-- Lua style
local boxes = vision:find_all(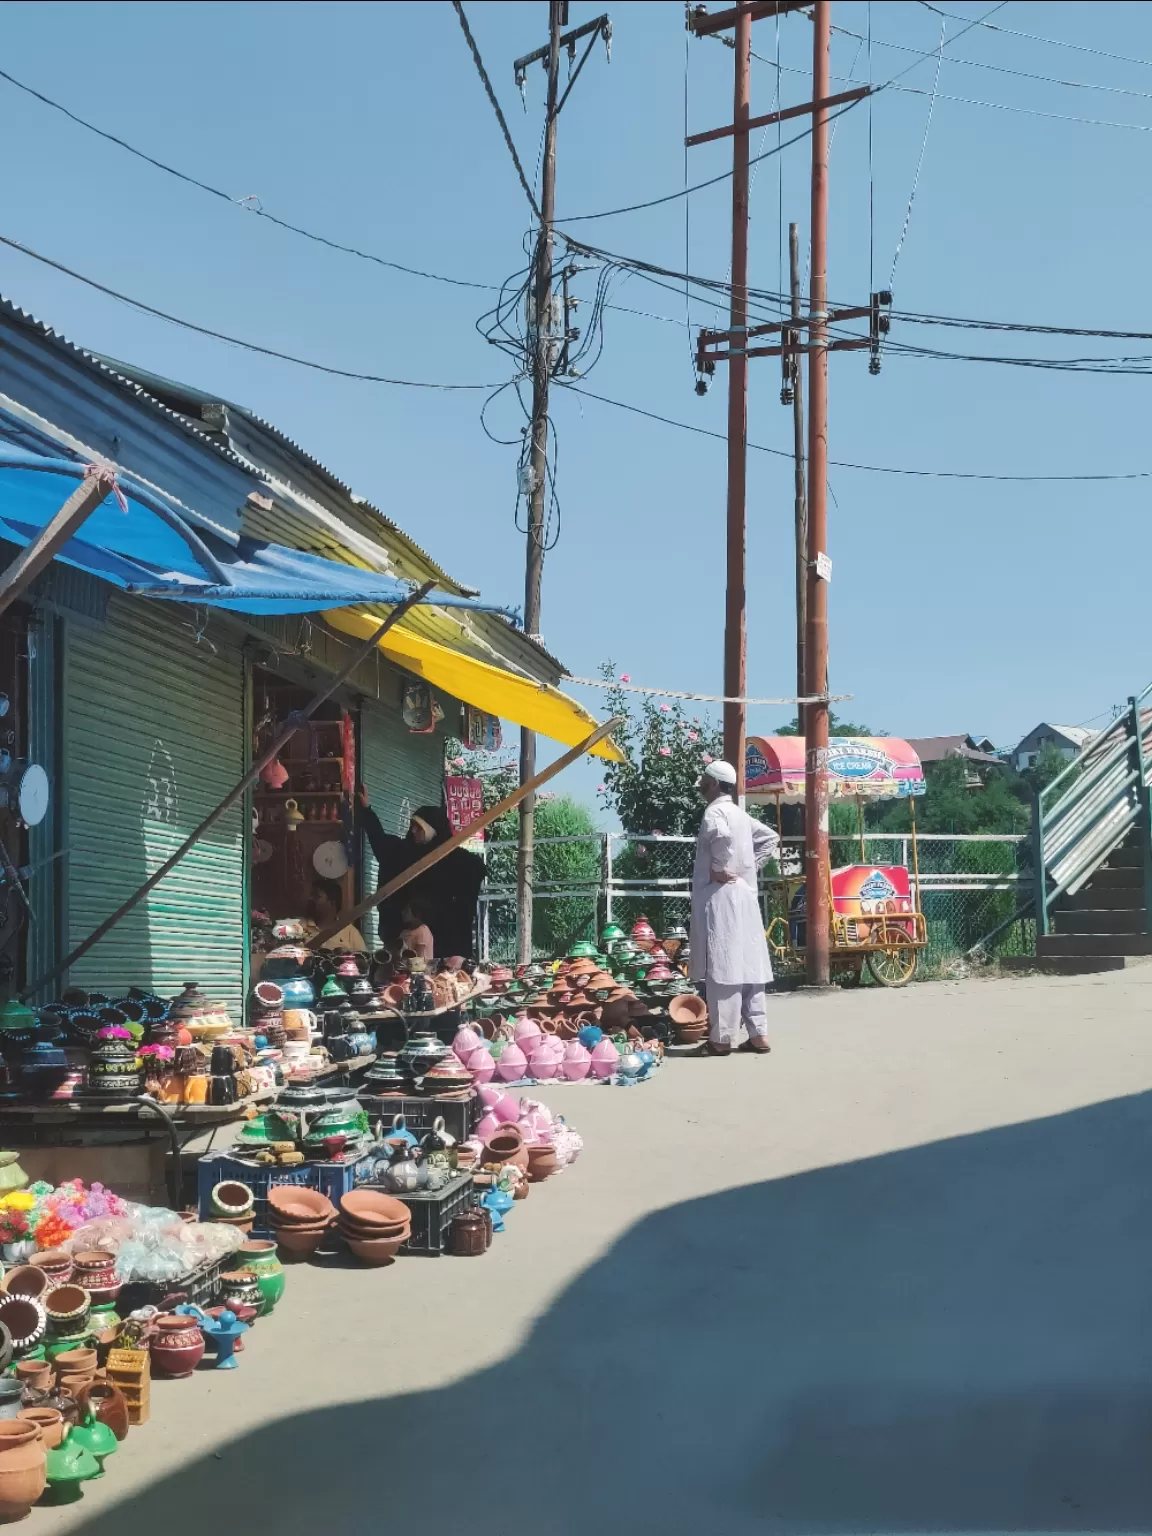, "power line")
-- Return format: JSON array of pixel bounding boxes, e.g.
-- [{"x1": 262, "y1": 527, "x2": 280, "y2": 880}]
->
[
  {"x1": 918, "y1": 2, "x2": 1152, "y2": 72},
  {"x1": 889, "y1": 9, "x2": 947, "y2": 285},
  {"x1": 558, "y1": 380, "x2": 1152, "y2": 482},
  {"x1": 451, "y1": 1, "x2": 542, "y2": 221},
  {"x1": 0, "y1": 65, "x2": 498, "y2": 294},
  {"x1": 0, "y1": 233, "x2": 503, "y2": 389}
]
